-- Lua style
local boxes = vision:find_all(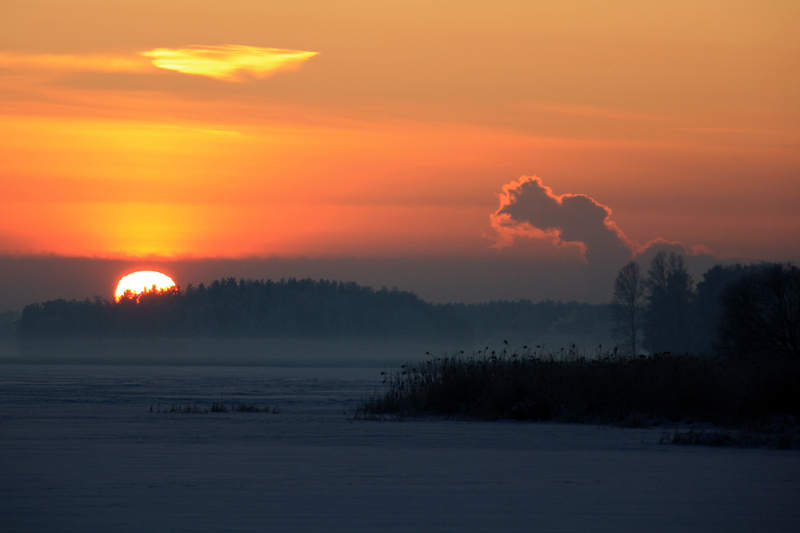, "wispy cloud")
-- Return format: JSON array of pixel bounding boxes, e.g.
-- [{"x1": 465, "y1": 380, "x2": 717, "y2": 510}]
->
[
  {"x1": 0, "y1": 51, "x2": 152, "y2": 74},
  {"x1": 141, "y1": 45, "x2": 319, "y2": 82},
  {"x1": 0, "y1": 45, "x2": 319, "y2": 82}
]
